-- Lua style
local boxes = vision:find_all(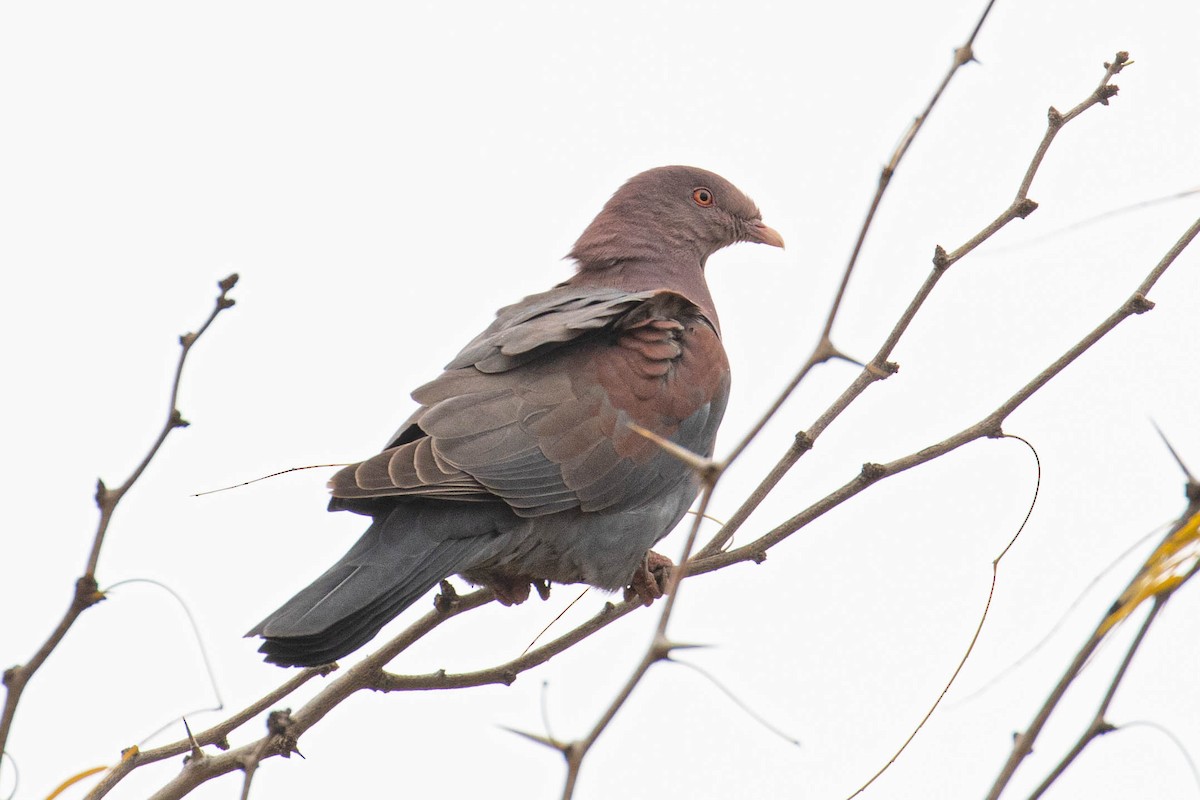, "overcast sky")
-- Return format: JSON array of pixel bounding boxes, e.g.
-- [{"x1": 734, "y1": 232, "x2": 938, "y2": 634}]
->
[{"x1": 2, "y1": 2, "x2": 1198, "y2": 799}]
